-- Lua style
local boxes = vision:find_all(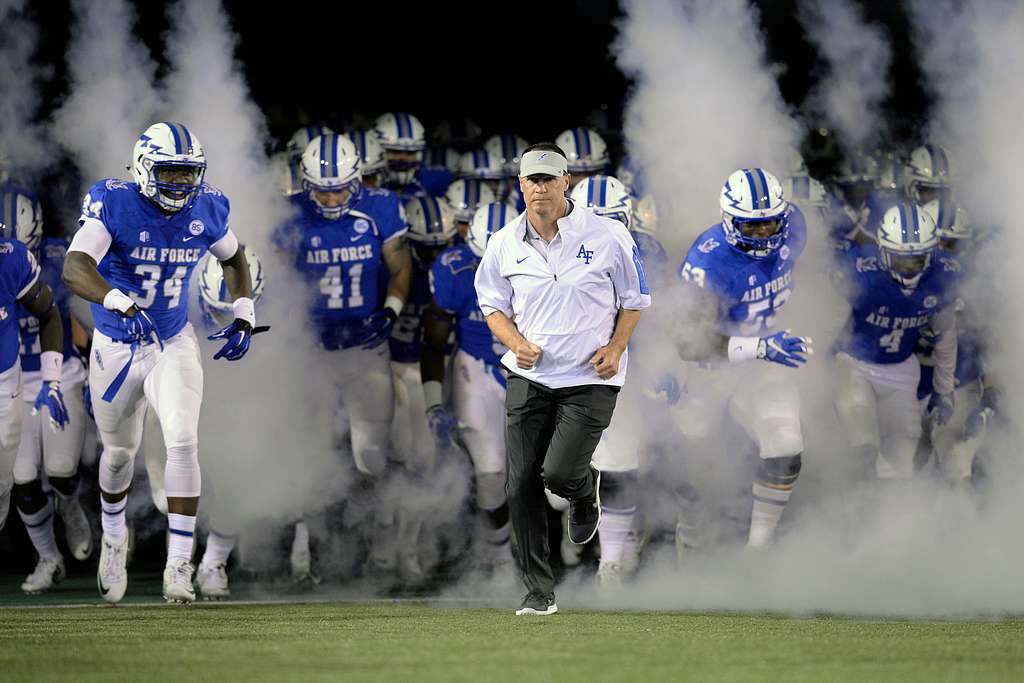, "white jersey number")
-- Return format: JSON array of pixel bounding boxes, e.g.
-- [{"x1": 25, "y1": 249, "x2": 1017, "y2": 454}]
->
[
  {"x1": 320, "y1": 264, "x2": 365, "y2": 309},
  {"x1": 132, "y1": 265, "x2": 187, "y2": 309}
]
